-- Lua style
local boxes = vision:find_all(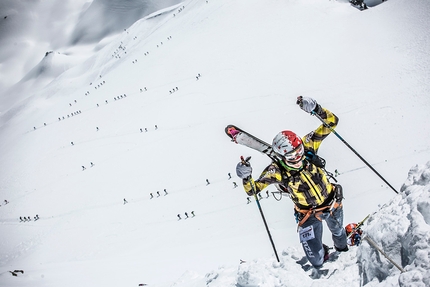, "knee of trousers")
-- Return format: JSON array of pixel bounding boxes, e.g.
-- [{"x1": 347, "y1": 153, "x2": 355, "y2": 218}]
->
[
  {"x1": 301, "y1": 240, "x2": 324, "y2": 267},
  {"x1": 331, "y1": 228, "x2": 345, "y2": 237}
]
